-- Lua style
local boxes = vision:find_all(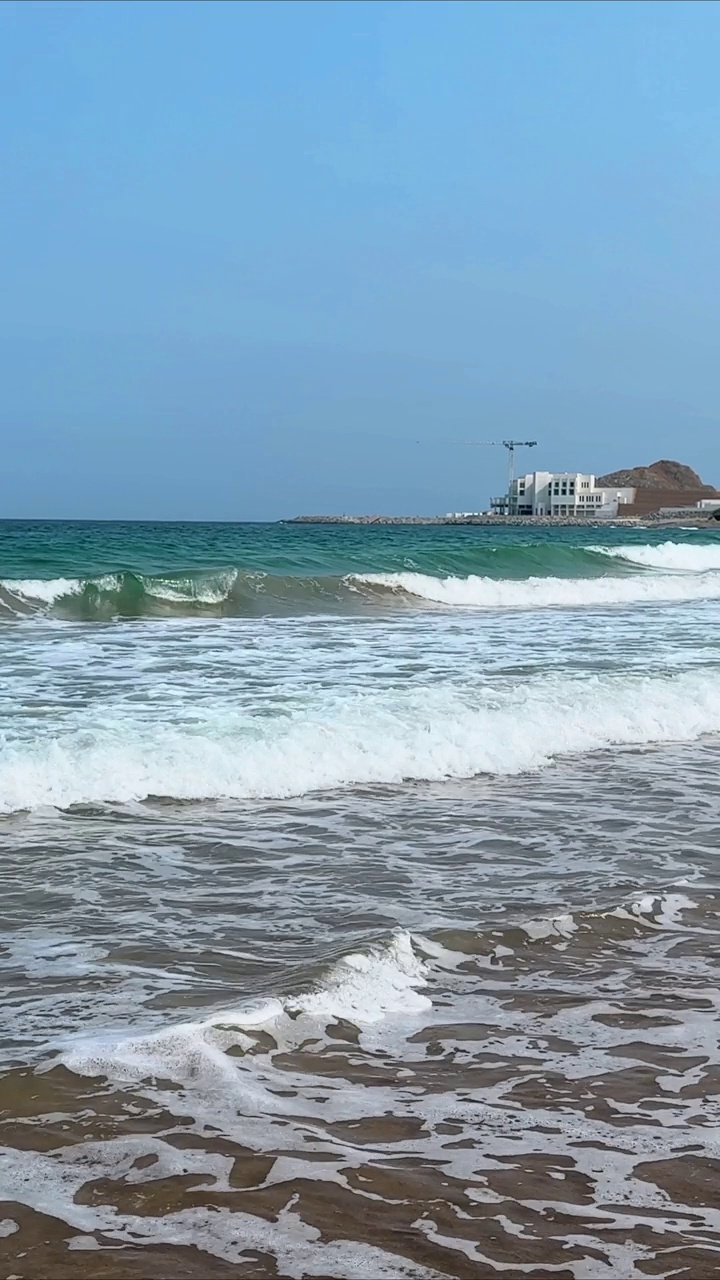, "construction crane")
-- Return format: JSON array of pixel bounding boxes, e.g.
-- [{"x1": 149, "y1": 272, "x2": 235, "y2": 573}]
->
[{"x1": 461, "y1": 440, "x2": 537, "y2": 515}]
